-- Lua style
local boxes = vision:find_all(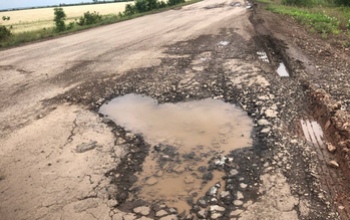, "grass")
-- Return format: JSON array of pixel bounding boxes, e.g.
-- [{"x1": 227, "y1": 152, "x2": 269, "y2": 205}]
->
[
  {"x1": 0, "y1": 2, "x2": 130, "y2": 33},
  {"x1": 257, "y1": 0, "x2": 350, "y2": 42},
  {"x1": 0, "y1": 0, "x2": 202, "y2": 48}
]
